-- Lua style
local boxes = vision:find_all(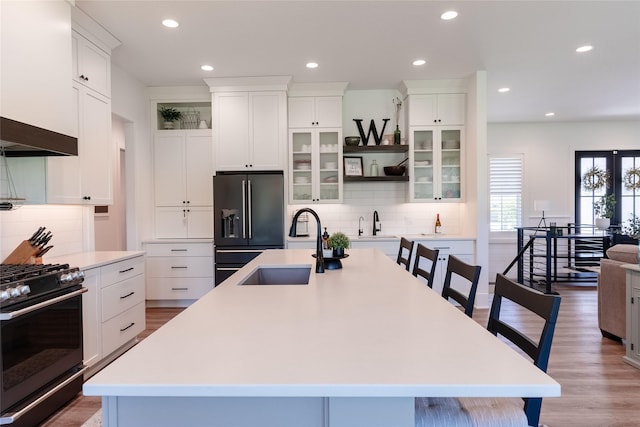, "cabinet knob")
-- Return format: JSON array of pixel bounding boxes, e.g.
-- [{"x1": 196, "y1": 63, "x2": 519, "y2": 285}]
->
[{"x1": 83, "y1": 196, "x2": 91, "y2": 200}]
